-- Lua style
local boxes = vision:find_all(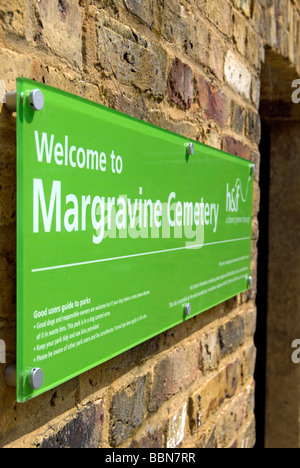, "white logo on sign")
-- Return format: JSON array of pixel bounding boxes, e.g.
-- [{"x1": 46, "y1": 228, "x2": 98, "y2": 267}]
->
[{"x1": 226, "y1": 177, "x2": 251, "y2": 213}]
